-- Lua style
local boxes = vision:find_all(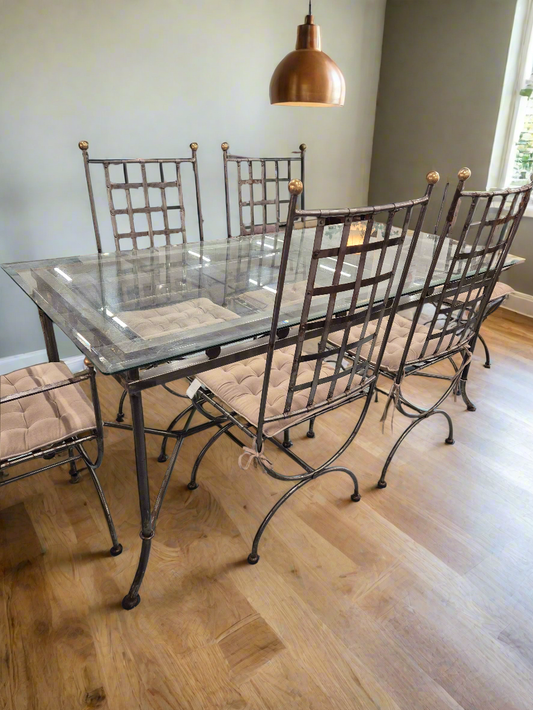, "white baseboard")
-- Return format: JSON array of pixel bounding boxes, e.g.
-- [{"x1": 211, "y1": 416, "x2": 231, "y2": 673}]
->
[
  {"x1": 502, "y1": 290, "x2": 533, "y2": 318},
  {"x1": 0, "y1": 349, "x2": 85, "y2": 376}
]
